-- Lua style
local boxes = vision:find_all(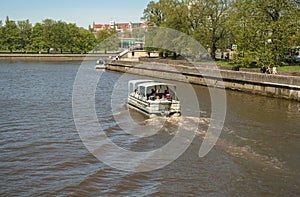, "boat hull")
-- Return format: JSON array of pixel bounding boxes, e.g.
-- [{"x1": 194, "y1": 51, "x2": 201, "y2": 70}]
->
[
  {"x1": 95, "y1": 64, "x2": 106, "y2": 69},
  {"x1": 127, "y1": 96, "x2": 180, "y2": 118}
]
